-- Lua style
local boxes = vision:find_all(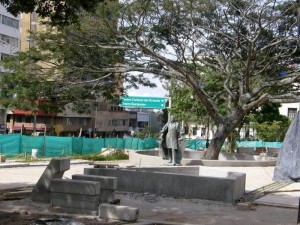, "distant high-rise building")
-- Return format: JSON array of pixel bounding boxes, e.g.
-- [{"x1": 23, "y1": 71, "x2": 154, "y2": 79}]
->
[{"x1": 0, "y1": 4, "x2": 20, "y2": 69}]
